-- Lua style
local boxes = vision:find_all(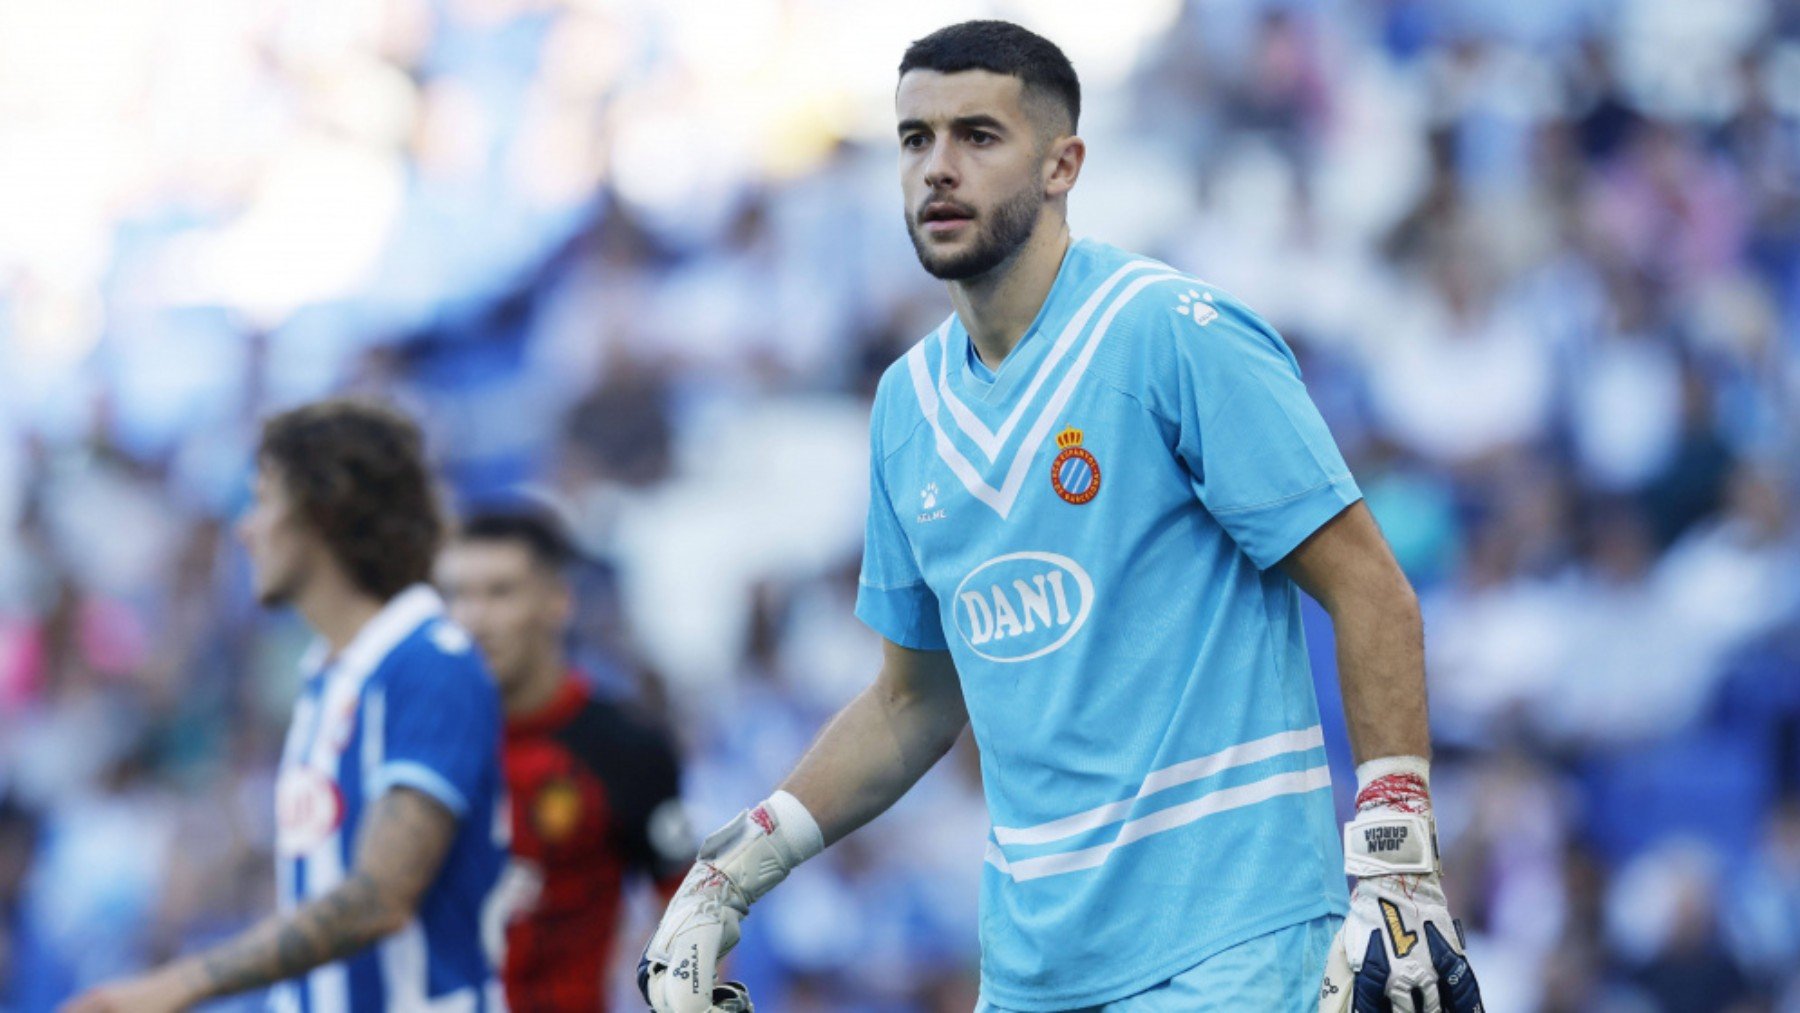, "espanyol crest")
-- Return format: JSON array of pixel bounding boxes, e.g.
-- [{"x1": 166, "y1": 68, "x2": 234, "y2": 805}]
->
[
  {"x1": 1050, "y1": 427, "x2": 1100, "y2": 505},
  {"x1": 953, "y1": 552, "x2": 1094, "y2": 663}
]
